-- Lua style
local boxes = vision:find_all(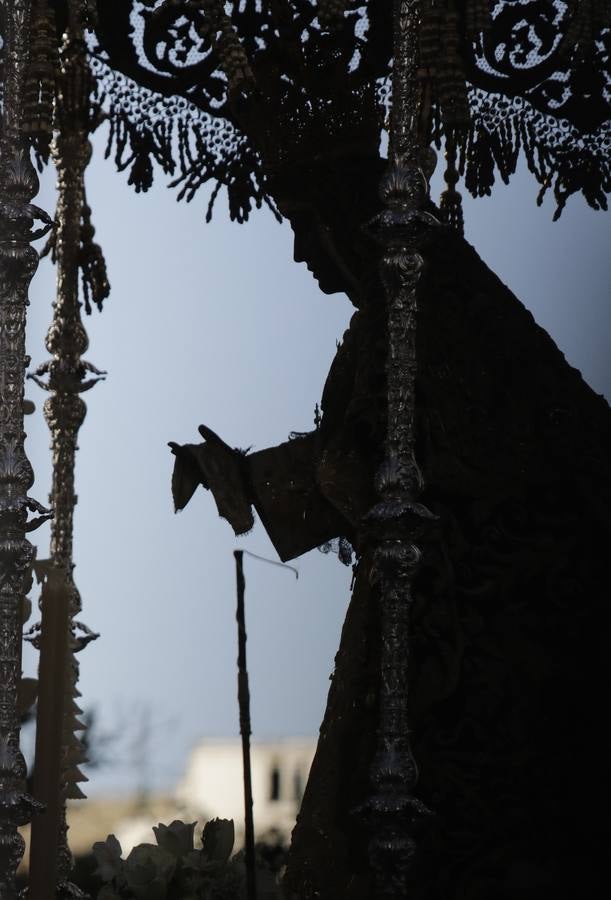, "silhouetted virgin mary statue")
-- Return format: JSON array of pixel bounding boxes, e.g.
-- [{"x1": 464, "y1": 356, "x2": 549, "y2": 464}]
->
[
  {"x1": 88, "y1": 2, "x2": 610, "y2": 896},
  {"x1": 171, "y1": 154, "x2": 611, "y2": 898}
]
